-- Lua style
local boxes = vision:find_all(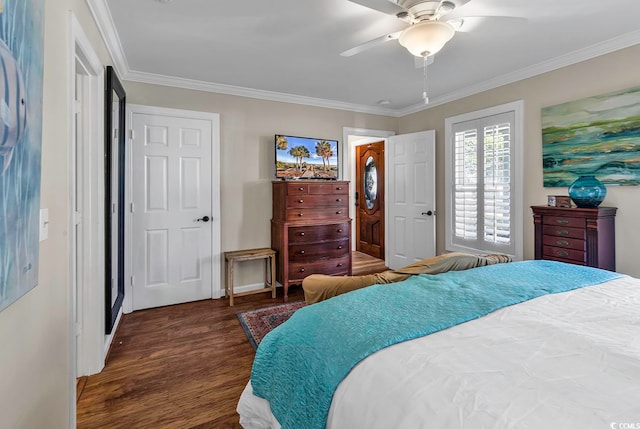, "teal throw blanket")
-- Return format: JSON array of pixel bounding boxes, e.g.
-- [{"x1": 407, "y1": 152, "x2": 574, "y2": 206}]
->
[{"x1": 251, "y1": 260, "x2": 623, "y2": 429}]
